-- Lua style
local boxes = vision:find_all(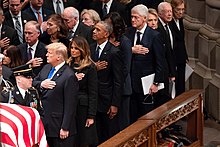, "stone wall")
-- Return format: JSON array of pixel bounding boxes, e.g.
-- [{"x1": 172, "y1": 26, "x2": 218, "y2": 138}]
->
[{"x1": 184, "y1": 0, "x2": 220, "y2": 120}]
